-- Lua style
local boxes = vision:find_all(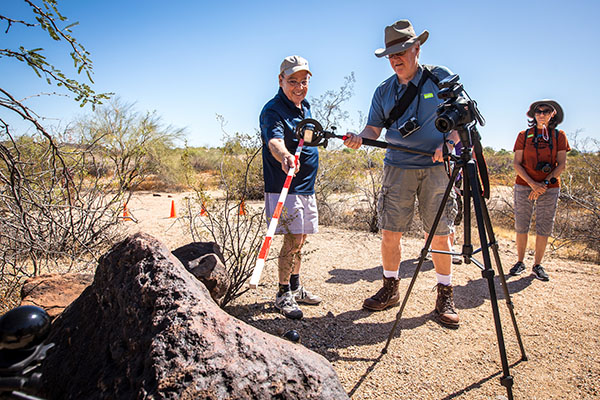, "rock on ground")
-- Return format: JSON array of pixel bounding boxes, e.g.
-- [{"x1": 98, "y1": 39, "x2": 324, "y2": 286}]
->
[
  {"x1": 39, "y1": 232, "x2": 348, "y2": 400},
  {"x1": 20, "y1": 273, "x2": 94, "y2": 319}
]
